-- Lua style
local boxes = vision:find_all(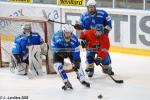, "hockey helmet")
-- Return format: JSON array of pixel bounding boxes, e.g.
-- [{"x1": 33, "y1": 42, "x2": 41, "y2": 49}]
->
[
  {"x1": 21, "y1": 23, "x2": 31, "y2": 30},
  {"x1": 62, "y1": 24, "x2": 73, "y2": 42},
  {"x1": 62, "y1": 24, "x2": 73, "y2": 33},
  {"x1": 87, "y1": 0, "x2": 96, "y2": 16},
  {"x1": 87, "y1": 0, "x2": 96, "y2": 6}
]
